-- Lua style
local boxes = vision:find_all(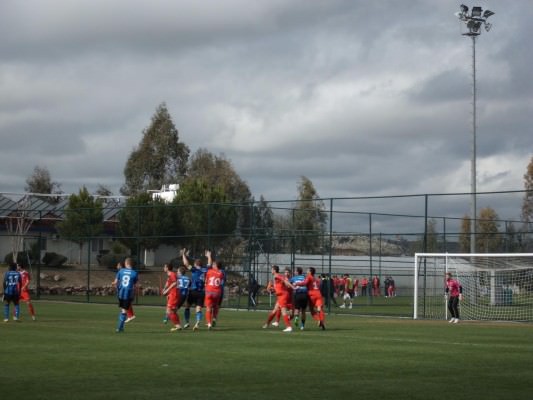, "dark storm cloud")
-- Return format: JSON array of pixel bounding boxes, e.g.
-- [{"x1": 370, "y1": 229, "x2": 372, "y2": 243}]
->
[{"x1": 0, "y1": 0, "x2": 531, "y2": 224}]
